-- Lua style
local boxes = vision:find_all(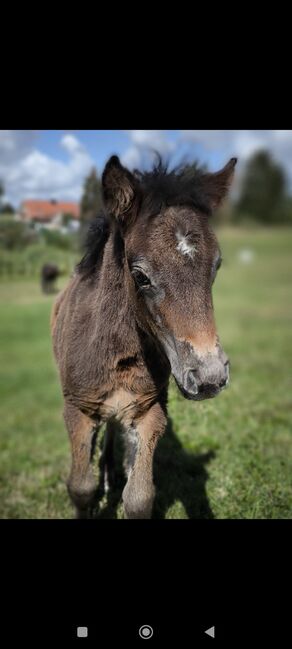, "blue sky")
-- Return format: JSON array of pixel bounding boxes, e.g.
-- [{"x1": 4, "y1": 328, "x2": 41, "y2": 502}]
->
[
  {"x1": 36, "y1": 130, "x2": 225, "y2": 172},
  {"x1": 1, "y1": 130, "x2": 292, "y2": 206},
  {"x1": 37, "y1": 131, "x2": 131, "y2": 169}
]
